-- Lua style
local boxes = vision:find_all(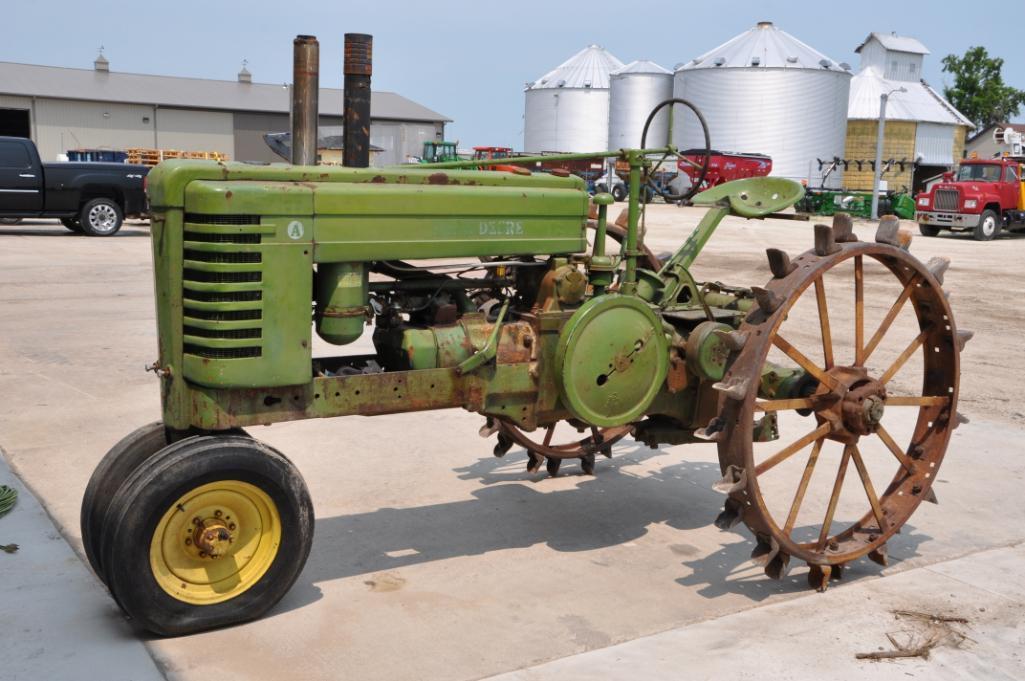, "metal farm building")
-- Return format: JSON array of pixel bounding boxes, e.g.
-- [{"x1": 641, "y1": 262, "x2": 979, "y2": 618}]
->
[
  {"x1": 673, "y1": 21, "x2": 852, "y2": 187},
  {"x1": 0, "y1": 56, "x2": 449, "y2": 166},
  {"x1": 608, "y1": 60, "x2": 673, "y2": 150},
  {"x1": 843, "y1": 33, "x2": 973, "y2": 193},
  {"x1": 523, "y1": 45, "x2": 624, "y2": 153}
]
